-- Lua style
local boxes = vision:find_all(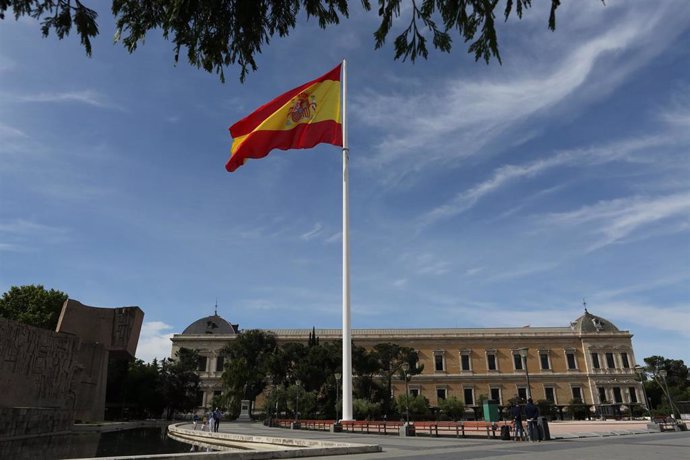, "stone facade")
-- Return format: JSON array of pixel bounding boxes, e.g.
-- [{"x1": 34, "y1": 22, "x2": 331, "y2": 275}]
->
[{"x1": 171, "y1": 310, "x2": 644, "y2": 414}]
